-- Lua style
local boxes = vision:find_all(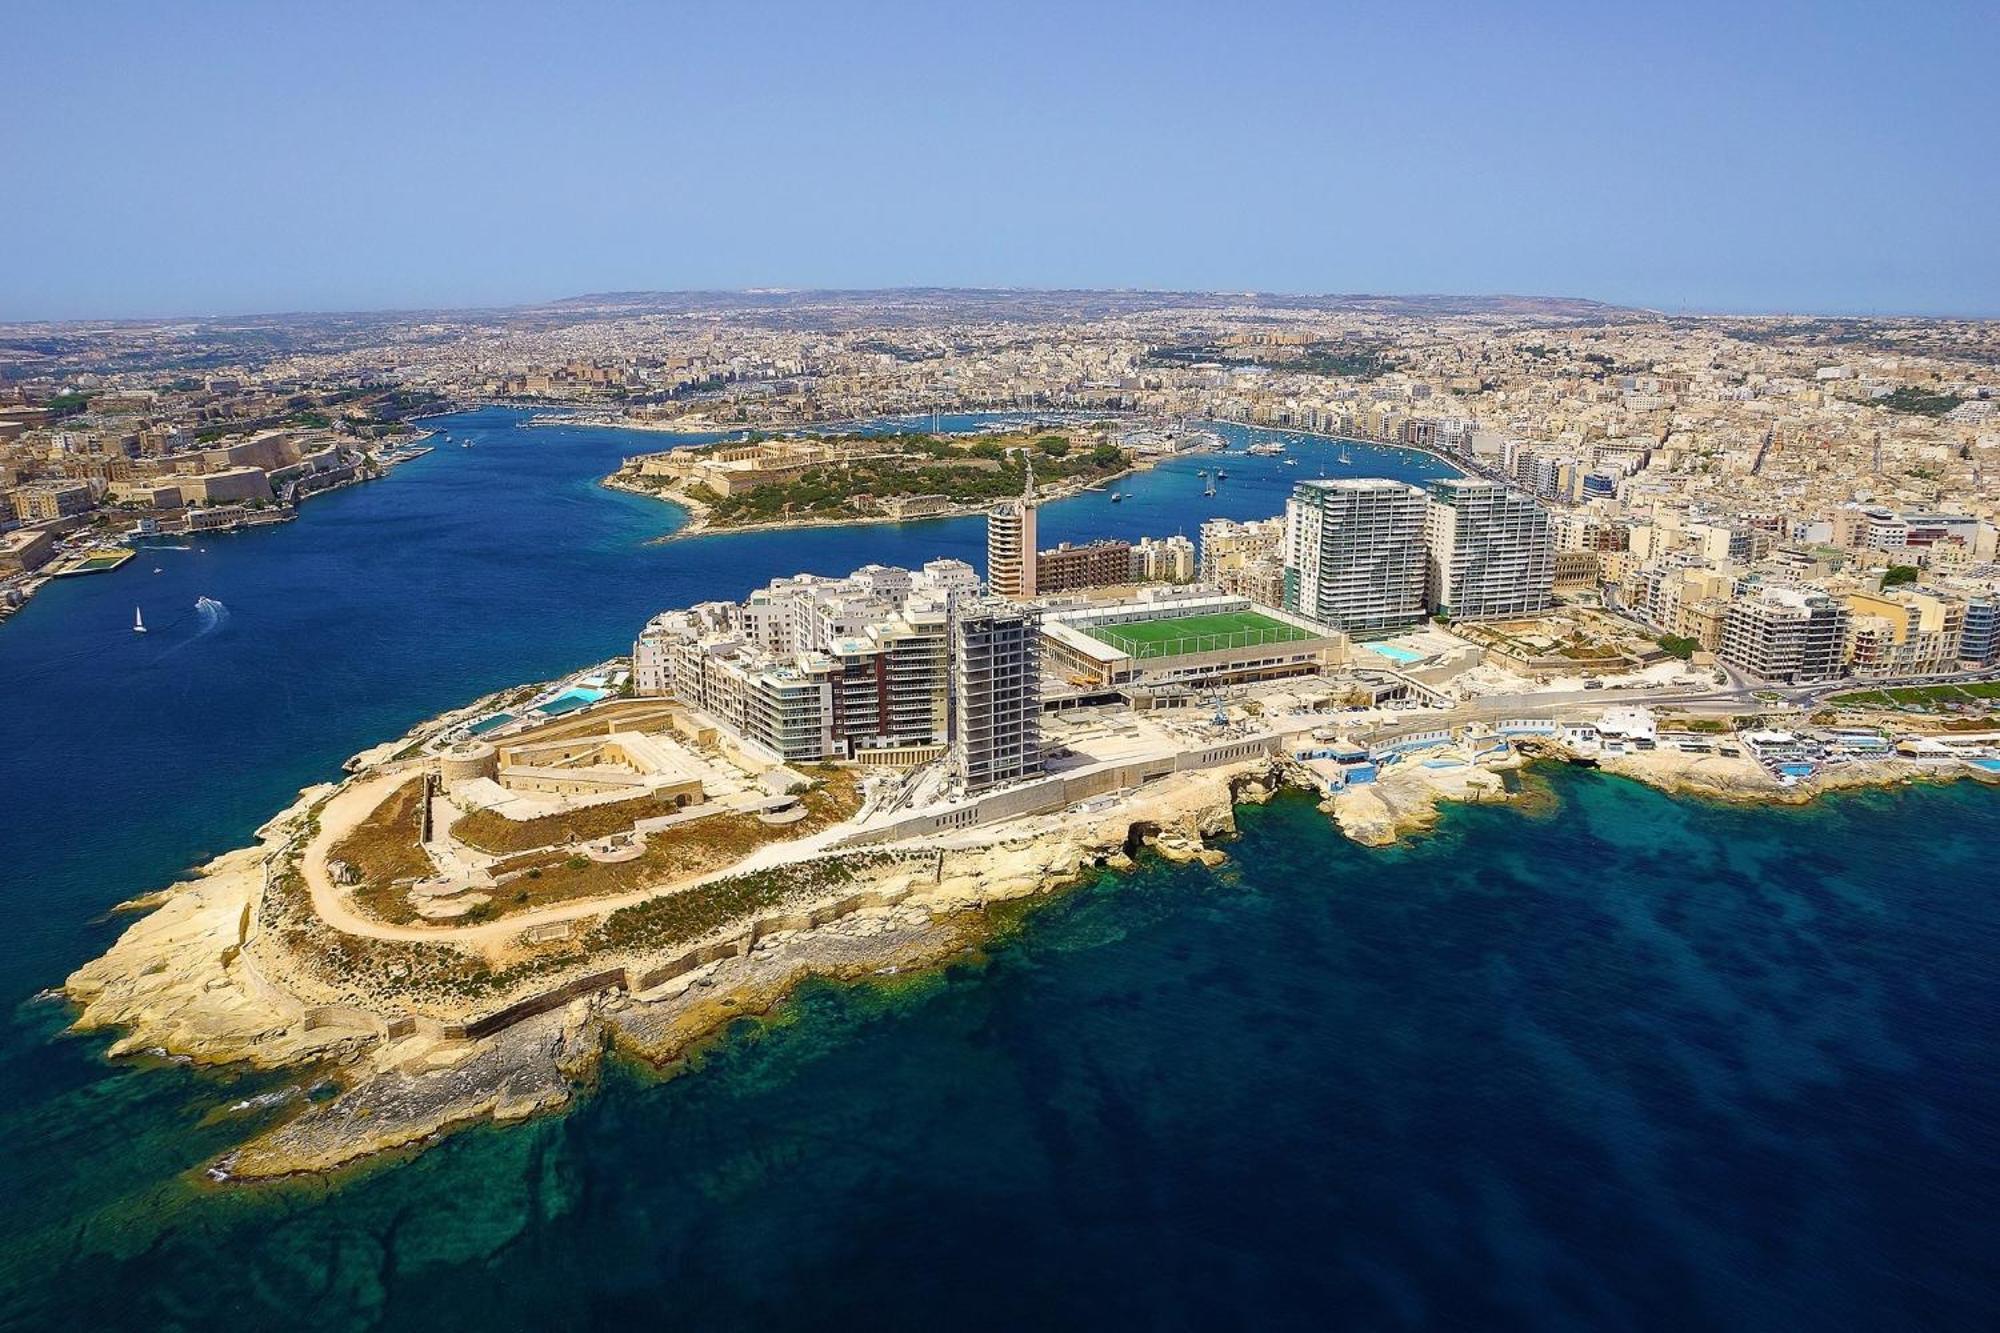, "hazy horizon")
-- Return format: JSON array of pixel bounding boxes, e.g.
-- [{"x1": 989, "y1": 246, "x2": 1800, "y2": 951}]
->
[
  {"x1": 6, "y1": 0, "x2": 1996, "y2": 322},
  {"x1": 8, "y1": 284, "x2": 1998, "y2": 328}
]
